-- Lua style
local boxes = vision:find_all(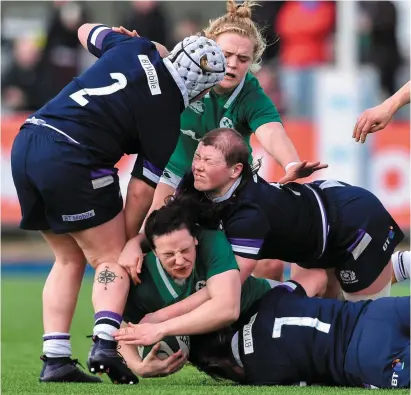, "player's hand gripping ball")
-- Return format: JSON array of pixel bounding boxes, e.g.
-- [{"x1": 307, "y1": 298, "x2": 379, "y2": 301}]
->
[{"x1": 138, "y1": 335, "x2": 190, "y2": 360}]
